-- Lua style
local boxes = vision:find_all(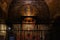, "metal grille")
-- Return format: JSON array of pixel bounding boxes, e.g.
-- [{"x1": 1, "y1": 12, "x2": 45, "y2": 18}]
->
[{"x1": 0, "y1": 24, "x2": 52, "y2": 40}]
